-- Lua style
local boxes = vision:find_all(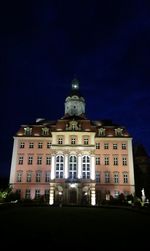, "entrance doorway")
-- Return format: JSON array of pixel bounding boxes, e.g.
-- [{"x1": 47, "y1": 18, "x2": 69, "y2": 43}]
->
[{"x1": 69, "y1": 189, "x2": 77, "y2": 204}]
